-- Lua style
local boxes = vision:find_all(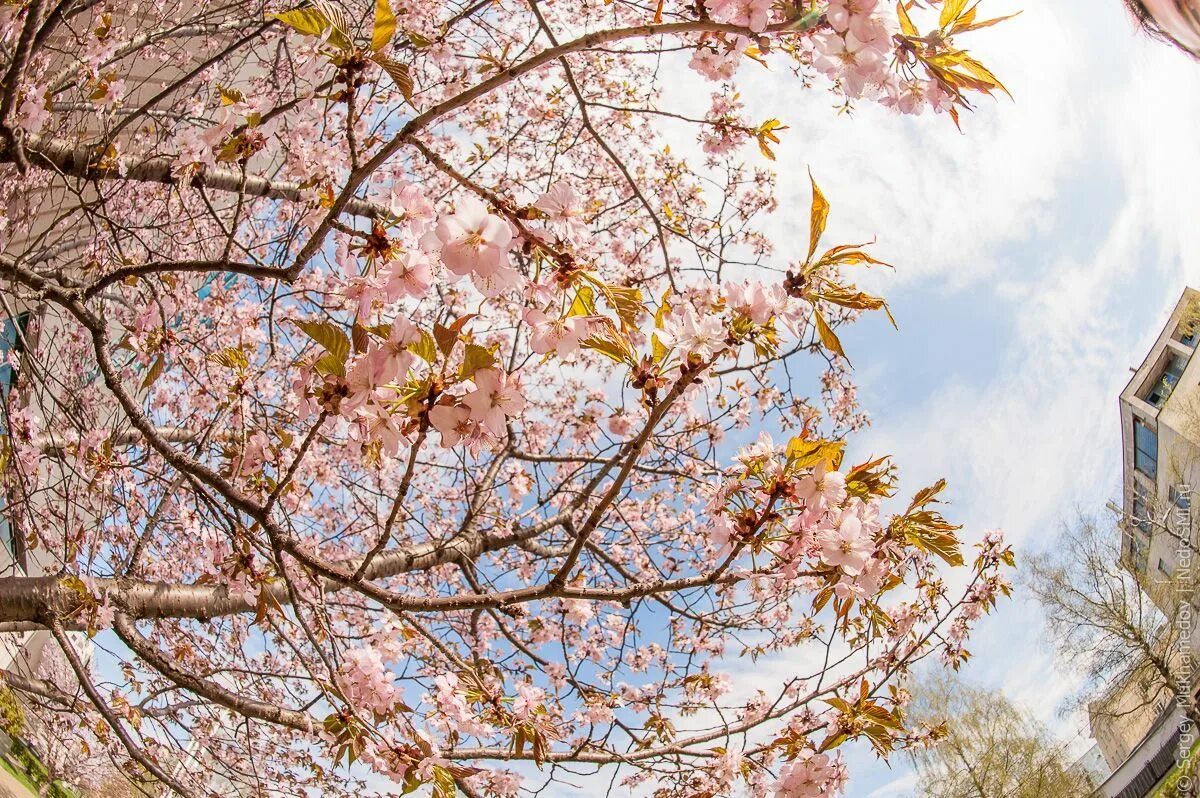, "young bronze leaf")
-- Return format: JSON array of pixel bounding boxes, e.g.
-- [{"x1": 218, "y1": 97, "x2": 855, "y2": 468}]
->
[
  {"x1": 141, "y1": 354, "x2": 166, "y2": 390},
  {"x1": 785, "y1": 437, "x2": 845, "y2": 470},
  {"x1": 372, "y1": 0, "x2": 397, "y2": 51},
  {"x1": 296, "y1": 321, "x2": 350, "y2": 368},
  {"x1": 813, "y1": 310, "x2": 847, "y2": 362},
  {"x1": 594, "y1": 280, "x2": 644, "y2": 330},
  {"x1": 566, "y1": 285, "x2": 597, "y2": 318},
  {"x1": 407, "y1": 330, "x2": 438, "y2": 364},
  {"x1": 953, "y1": 9, "x2": 1021, "y2": 33},
  {"x1": 270, "y1": 6, "x2": 351, "y2": 50},
  {"x1": 896, "y1": 0, "x2": 918, "y2": 37},
  {"x1": 269, "y1": 8, "x2": 333, "y2": 38},
  {"x1": 459, "y1": 343, "x2": 496, "y2": 381},
  {"x1": 580, "y1": 322, "x2": 636, "y2": 365},
  {"x1": 373, "y1": 56, "x2": 415, "y2": 104},
  {"x1": 939, "y1": 0, "x2": 968, "y2": 29},
  {"x1": 807, "y1": 172, "x2": 830, "y2": 263}
]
